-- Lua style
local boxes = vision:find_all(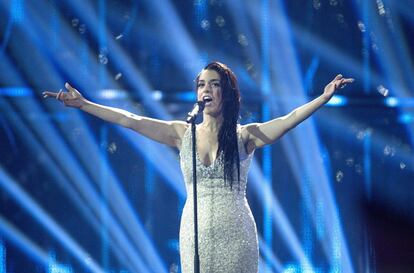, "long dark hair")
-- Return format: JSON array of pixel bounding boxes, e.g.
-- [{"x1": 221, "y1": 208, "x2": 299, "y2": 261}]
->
[{"x1": 195, "y1": 62, "x2": 241, "y2": 189}]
